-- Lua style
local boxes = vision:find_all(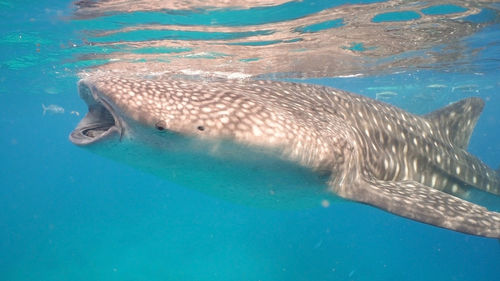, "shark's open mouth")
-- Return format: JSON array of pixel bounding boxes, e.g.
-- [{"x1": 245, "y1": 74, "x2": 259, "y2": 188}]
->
[{"x1": 69, "y1": 81, "x2": 122, "y2": 146}]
